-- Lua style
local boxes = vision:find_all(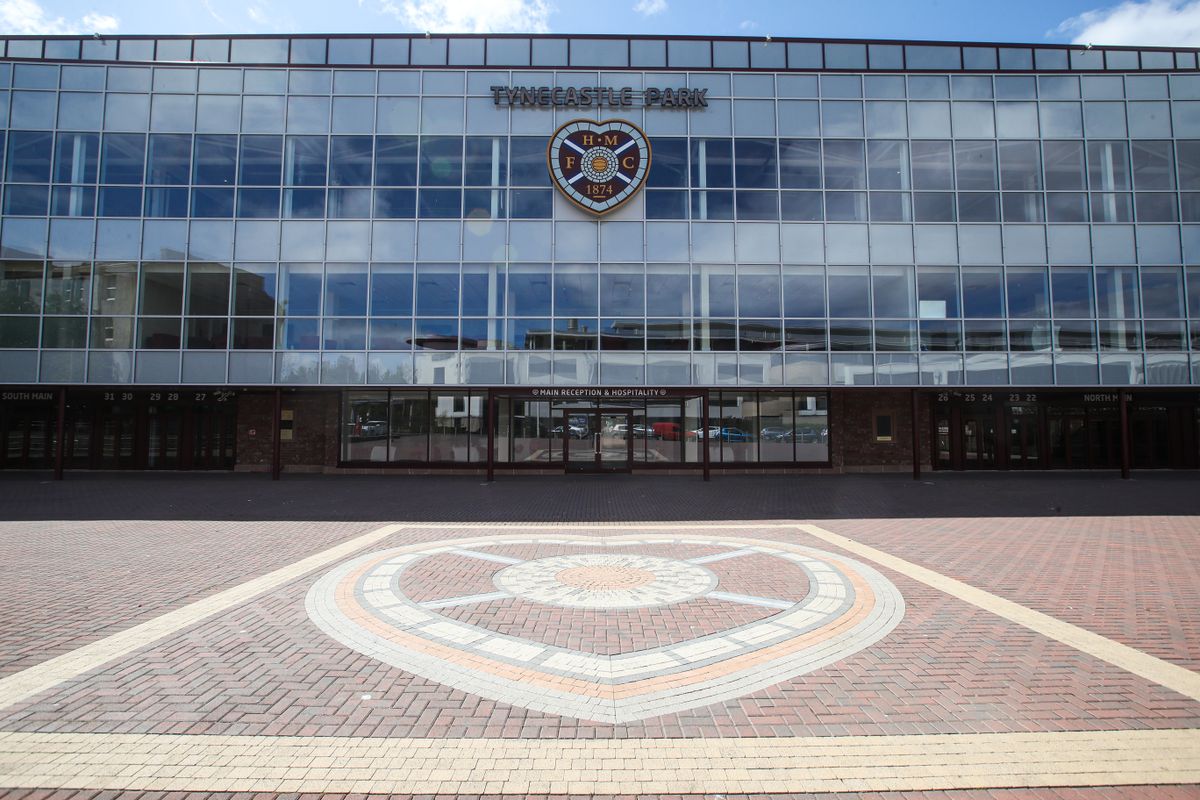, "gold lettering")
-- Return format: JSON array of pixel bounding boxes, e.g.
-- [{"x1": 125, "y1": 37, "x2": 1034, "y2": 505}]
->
[
  {"x1": 582, "y1": 134, "x2": 595, "y2": 145},
  {"x1": 565, "y1": 156, "x2": 576, "y2": 169},
  {"x1": 621, "y1": 155, "x2": 635, "y2": 168},
  {"x1": 602, "y1": 133, "x2": 619, "y2": 146}
]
